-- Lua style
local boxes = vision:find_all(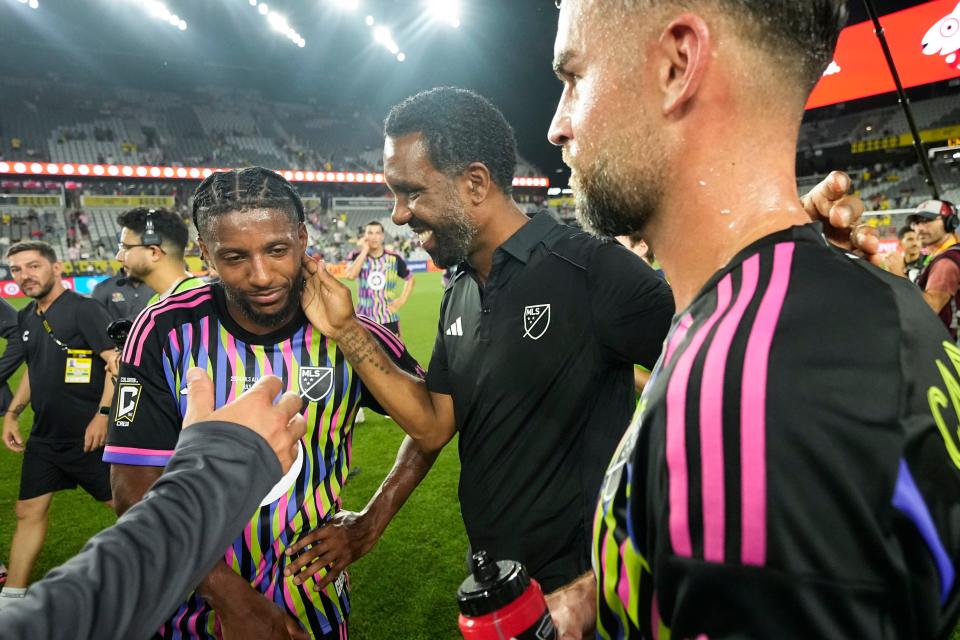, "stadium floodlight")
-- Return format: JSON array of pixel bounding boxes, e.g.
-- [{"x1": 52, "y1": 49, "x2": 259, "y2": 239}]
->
[
  {"x1": 28, "y1": 0, "x2": 39, "y2": 8},
  {"x1": 249, "y1": 0, "x2": 256, "y2": 4},
  {"x1": 331, "y1": 0, "x2": 360, "y2": 10},
  {"x1": 373, "y1": 25, "x2": 402, "y2": 57},
  {"x1": 134, "y1": 0, "x2": 188, "y2": 31},
  {"x1": 365, "y1": 15, "x2": 374, "y2": 26},
  {"x1": 250, "y1": 2, "x2": 305, "y2": 48},
  {"x1": 426, "y1": 0, "x2": 460, "y2": 28},
  {"x1": 397, "y1": 52, "x2": 406, "y2": 62}
]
